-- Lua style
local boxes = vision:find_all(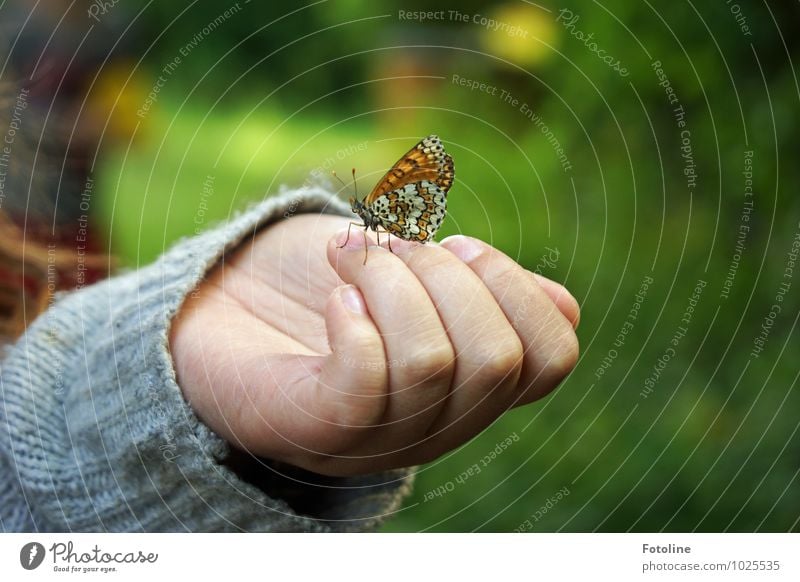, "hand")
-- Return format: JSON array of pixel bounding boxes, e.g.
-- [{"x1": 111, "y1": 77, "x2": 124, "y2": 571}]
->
[{"x1": 169, "y1": 213, "x2": 580, "y2": 476}]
